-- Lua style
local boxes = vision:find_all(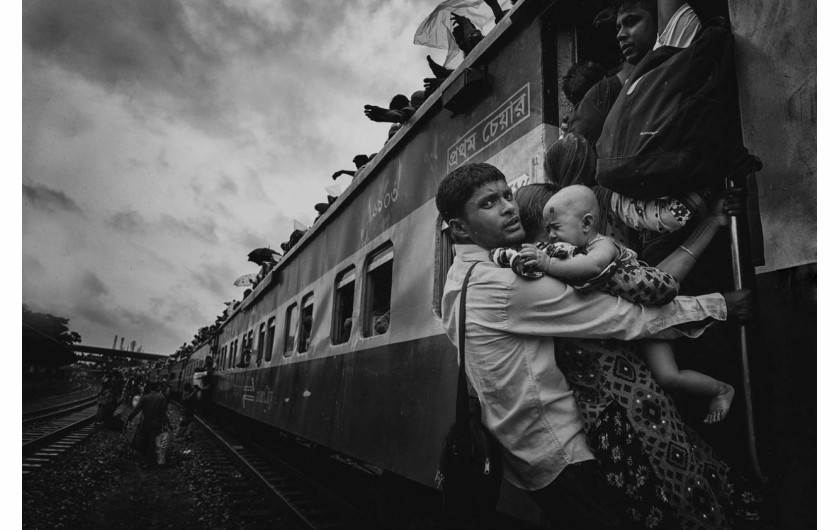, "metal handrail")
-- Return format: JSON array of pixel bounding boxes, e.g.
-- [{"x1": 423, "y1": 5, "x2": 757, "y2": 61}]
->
[{"x1": 727, "y1": 161, "x2": 768, "y2": 484}]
